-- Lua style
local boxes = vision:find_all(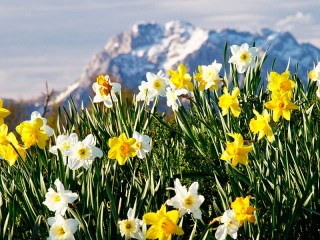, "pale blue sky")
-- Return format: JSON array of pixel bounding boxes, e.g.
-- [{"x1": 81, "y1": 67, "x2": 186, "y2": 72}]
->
[{"x1": 1, "y1": 0, "x2": 319, "y2": 99}]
